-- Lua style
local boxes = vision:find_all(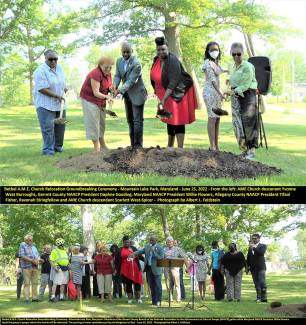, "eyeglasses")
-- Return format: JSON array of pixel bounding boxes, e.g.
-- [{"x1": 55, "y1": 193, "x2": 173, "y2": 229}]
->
[
  {"x1": 48, "y1": 57, "x2": 58, "y2": 62},
  {"x1": 232, "y1": 53, "x2": 242, "y2": 57}
]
